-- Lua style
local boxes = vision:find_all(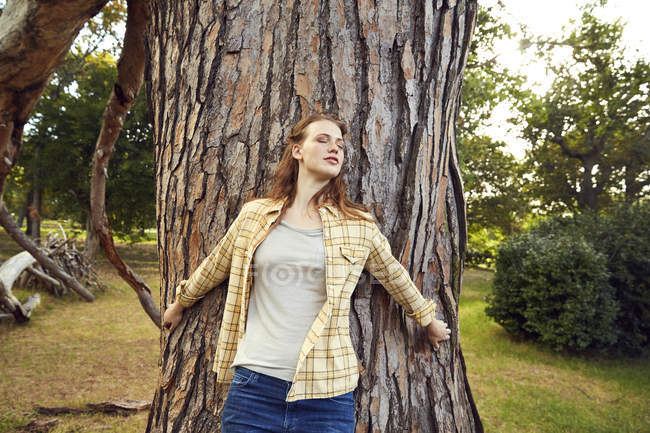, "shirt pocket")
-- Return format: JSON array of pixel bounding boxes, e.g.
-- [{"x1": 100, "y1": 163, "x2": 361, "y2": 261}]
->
[
  {"x1": 338, "y1": 245, "x2": 367, "y2": 291},
  {"x1": 339, "y1": 245, "x2": 366, "y2": 264}
]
